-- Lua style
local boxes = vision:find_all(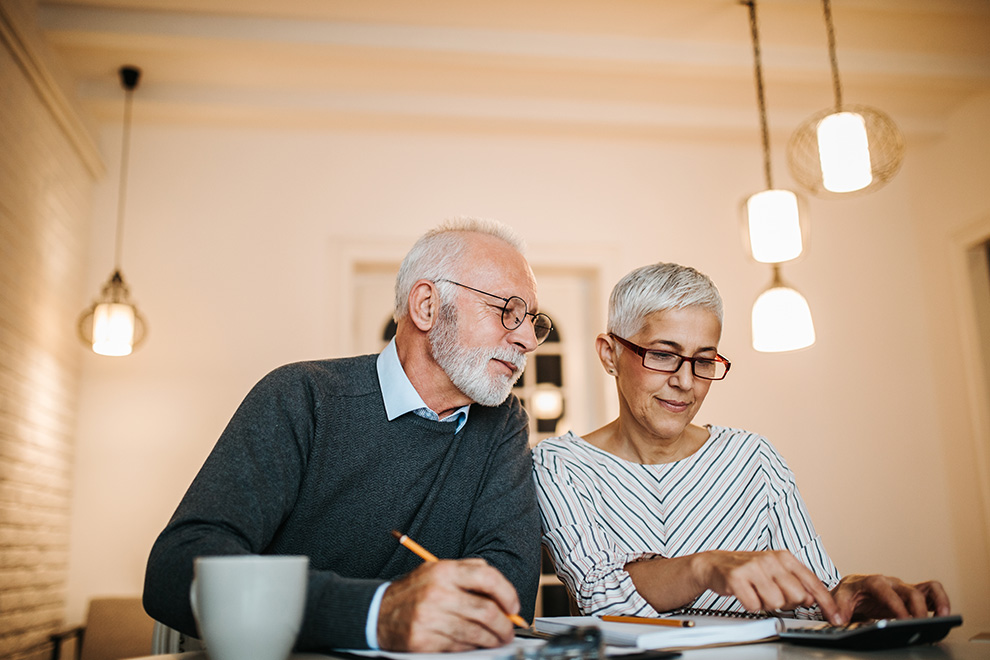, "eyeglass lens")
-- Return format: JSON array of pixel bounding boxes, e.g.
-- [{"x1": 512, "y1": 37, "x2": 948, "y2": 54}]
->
[{"x1": 502, "y1": 297, "x2": 552, "y2": 344}]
